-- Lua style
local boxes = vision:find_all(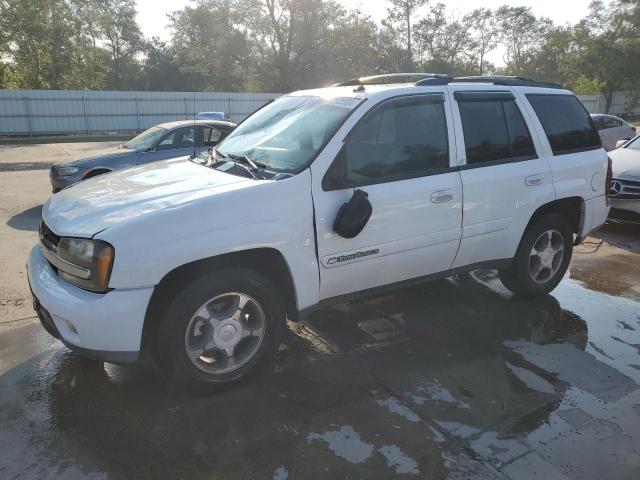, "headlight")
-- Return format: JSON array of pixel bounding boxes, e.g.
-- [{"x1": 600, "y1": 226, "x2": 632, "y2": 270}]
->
[
  {"x1": 57, "y1": 238, "x2": 114, "y2": 293},
  {"x1": 54, "y1": 166, "x2": 80, "y2": 177}
]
